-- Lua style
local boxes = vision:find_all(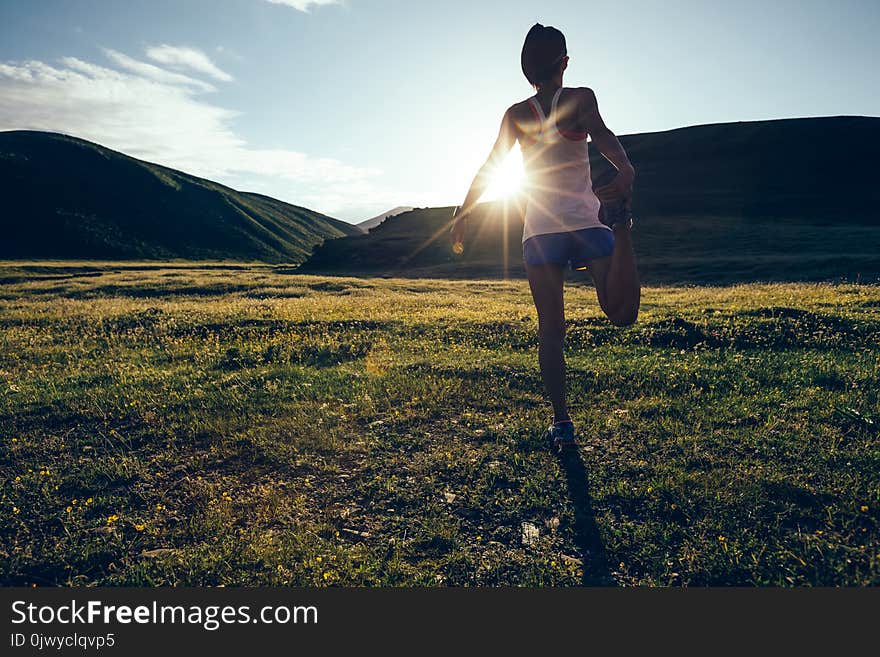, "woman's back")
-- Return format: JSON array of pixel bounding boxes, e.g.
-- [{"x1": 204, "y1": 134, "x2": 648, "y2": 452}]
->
[{"x1": 518, "y1": 87, "x2": 604, "y2": 242}]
